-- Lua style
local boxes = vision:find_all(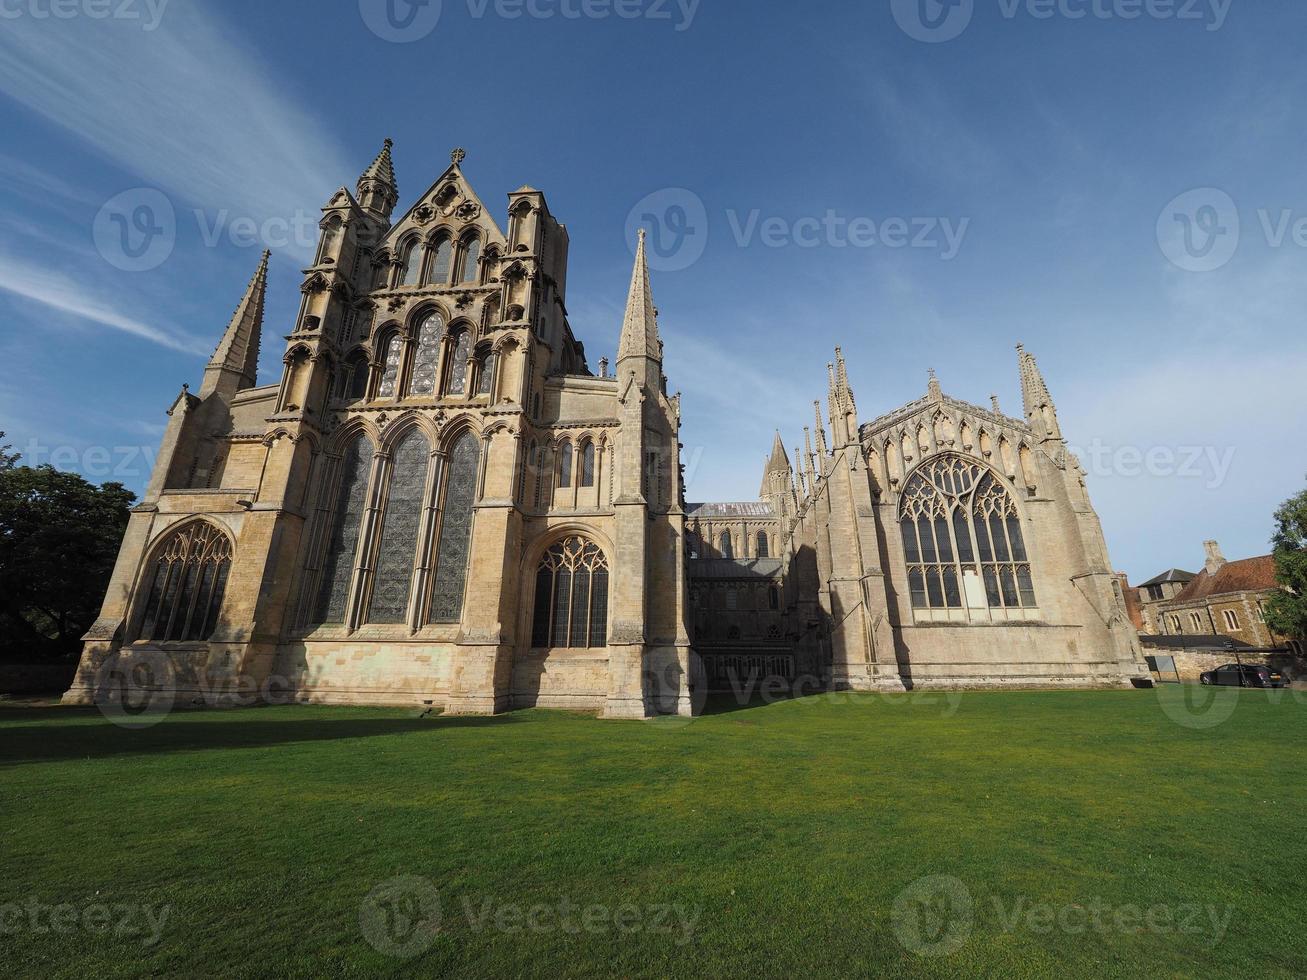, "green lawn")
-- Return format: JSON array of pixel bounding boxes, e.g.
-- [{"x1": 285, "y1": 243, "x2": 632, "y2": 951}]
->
[{"x1": 1, "y1": 688, "x2": 1304, "y2": 978}]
